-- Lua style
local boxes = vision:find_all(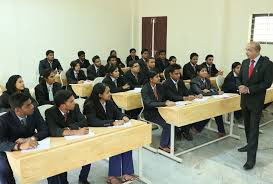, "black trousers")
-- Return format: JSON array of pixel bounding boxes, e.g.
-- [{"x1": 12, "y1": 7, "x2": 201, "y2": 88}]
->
[
  {"x1": 242, "y1": 106, "x2": 263, "y2": 162},
  {"x1": 193, "y1": 115, "x2": 226, "y2": 133}
]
